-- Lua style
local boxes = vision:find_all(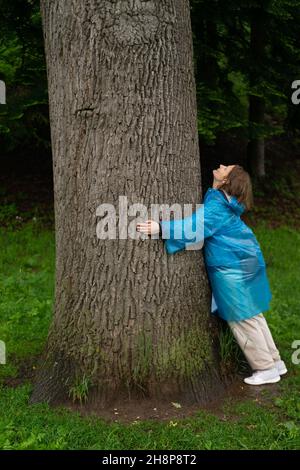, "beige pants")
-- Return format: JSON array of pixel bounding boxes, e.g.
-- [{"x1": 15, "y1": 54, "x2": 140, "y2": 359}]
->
[{"x1": 228, "y1": 313, "x2": 281, "y2": 370}]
